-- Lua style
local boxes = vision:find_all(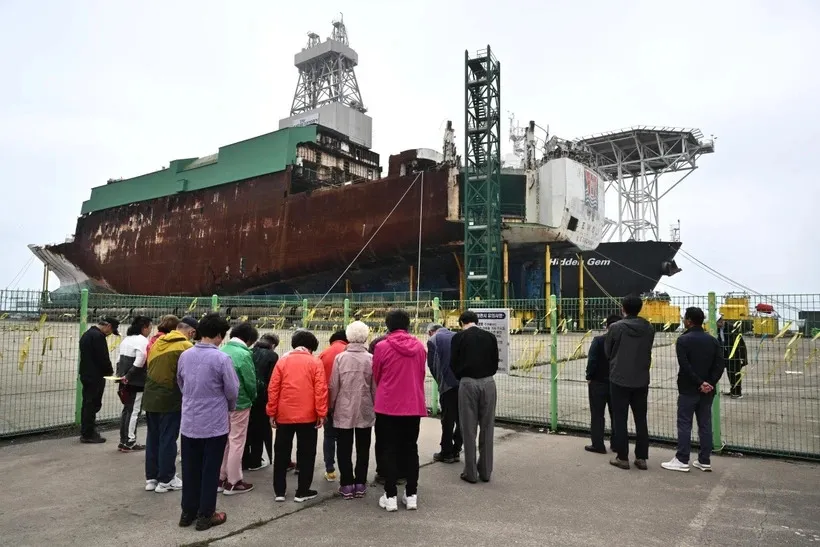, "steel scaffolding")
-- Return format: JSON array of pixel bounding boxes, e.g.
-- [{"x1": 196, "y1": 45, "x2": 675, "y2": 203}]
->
[{"x1": 464, "y1": 46, "x2": 502, "y2": 301}]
